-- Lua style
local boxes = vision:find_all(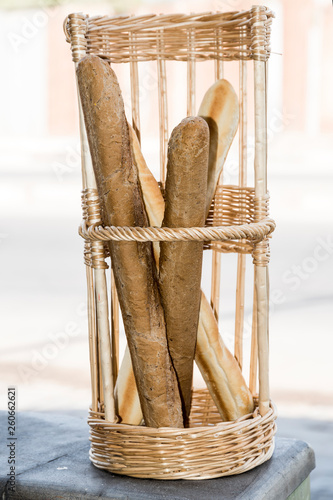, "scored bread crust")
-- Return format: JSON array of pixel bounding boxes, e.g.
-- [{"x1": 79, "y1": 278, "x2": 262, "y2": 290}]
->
[
  {"x1": 114, "y1": 126, "x2": 161, "y2": 425},
  {"x1": 77, "y1": 55, "x2": 183, "y2": 428},
  {"x1": 198, "y1": 79, "x2": 239, "y2": 217},
  {"x1": 159, "y1": 117, "x2": 209, "y2": 423},
  {"x1": 115, "y1": 122, "x2": 253, "y2": 425},
  {"x1": 114, "y1": 347, "x2": 142, "y2": 424},
  {"x1": 196, "y1": 292, "x2": 254, "y2": 420}
]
